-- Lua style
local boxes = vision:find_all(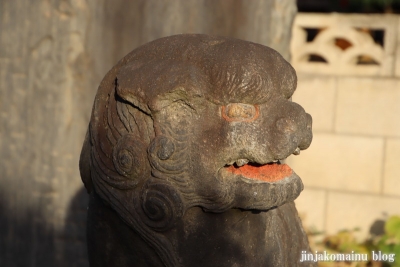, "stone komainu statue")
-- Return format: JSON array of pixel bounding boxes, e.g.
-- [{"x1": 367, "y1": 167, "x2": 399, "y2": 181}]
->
[{"x1": 80, "y1": 34, "x2": 315, "y2": 267}]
